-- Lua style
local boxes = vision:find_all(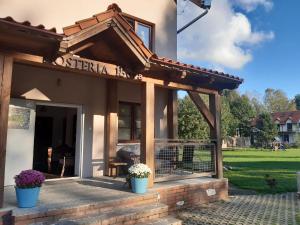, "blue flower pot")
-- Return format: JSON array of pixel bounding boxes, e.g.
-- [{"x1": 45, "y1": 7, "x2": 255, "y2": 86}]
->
[
  {"x1": 15, "y1": 187, "x2": 40, "y2": 208},
  {"x1": 131, "y1": 177, "x2": 148, "y2": 194}
]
